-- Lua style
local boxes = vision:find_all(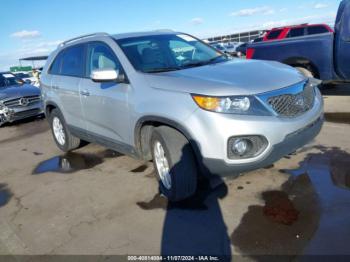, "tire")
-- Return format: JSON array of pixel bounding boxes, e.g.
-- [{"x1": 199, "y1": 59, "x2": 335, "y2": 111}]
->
[
  {"x1": 49, "y1": 109, "x2": 81, "y2": 152},
  {"x1": 151, "y1": 126, "x2": 197, "y2": 202},
  {"x1": 295, "y1": 67, "x2": 314, "y2": 78}
]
